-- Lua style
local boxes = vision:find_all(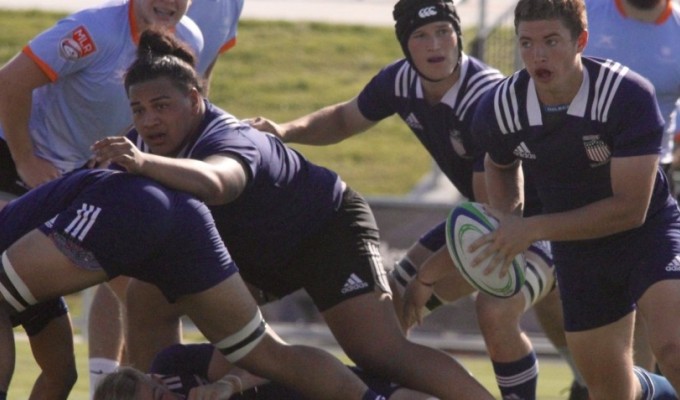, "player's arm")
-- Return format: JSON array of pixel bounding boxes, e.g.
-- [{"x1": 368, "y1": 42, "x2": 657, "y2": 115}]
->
[
  {"x1": 483, "y1": 155, "x2": 524, "y2": 215},
  {"x1": 477, "y1": 154, "x2": 657, "y2": 274},
  {"x1": 0, "y1": 52, "x2": 58, "y2": 188},
  {"x1": 525, "y1": 154, "x2": 657, "y2": 241},
  {"x1": 248, "y1": 97, "x2": 377, "y2": 145},
  {"x1": 91, "y1": 137, "x2": 246, "y2": 206}
]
